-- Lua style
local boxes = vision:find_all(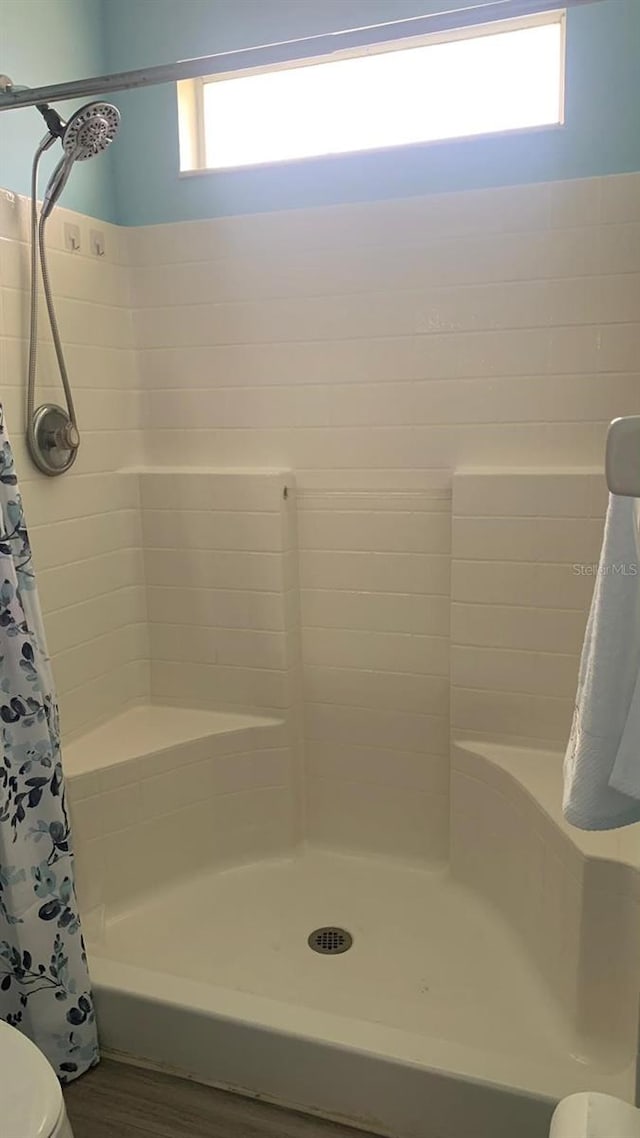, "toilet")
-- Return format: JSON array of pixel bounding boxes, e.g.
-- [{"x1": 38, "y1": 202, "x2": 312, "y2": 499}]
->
[
  {"x1": 0, "y1": 1020, "x2": 74, "y2": 1138},
  {"x1": 550, "y1": 1092, "x2": 640, "y2": 1137}
]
